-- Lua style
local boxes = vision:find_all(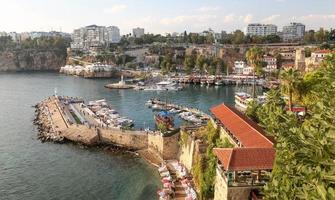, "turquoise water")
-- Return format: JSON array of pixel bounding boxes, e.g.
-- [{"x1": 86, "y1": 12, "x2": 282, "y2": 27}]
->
[{"x1": 0, "y1": 72, "x2": 259, "y2": 200}]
